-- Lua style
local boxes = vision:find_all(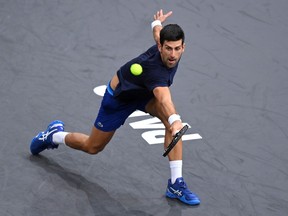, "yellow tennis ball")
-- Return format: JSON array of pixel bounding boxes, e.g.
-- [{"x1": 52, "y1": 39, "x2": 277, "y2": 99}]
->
[{"x1": 130, "y1": 63, "x2": 143, "y2": 76}]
